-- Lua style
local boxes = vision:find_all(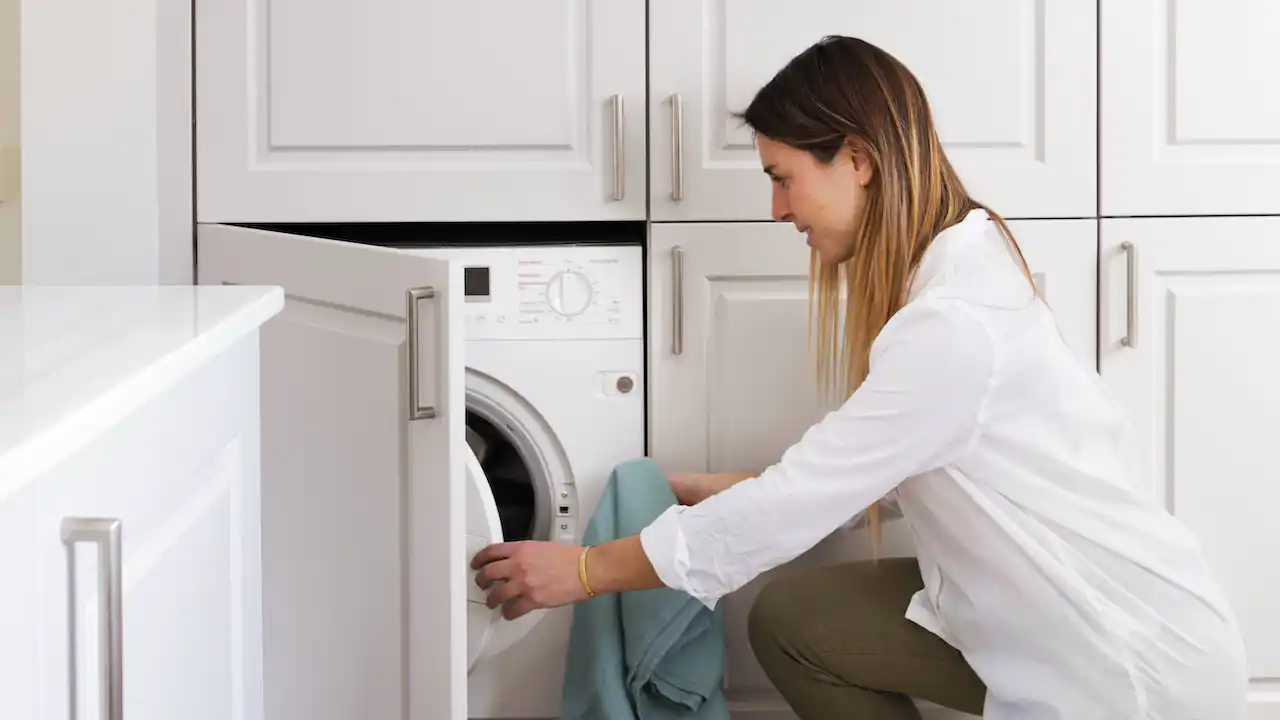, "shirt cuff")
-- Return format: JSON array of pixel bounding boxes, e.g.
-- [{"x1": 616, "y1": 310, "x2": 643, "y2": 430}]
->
[{"x1": 639, "y1": 504, "x2": 720, "y2": 610}]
